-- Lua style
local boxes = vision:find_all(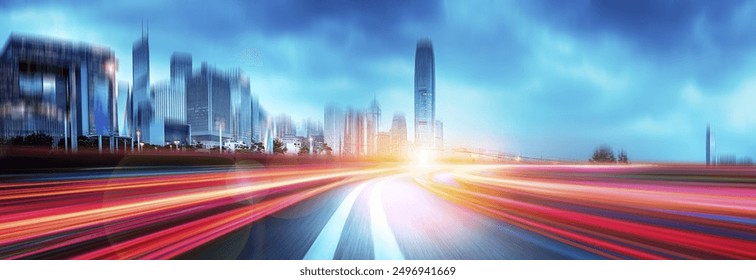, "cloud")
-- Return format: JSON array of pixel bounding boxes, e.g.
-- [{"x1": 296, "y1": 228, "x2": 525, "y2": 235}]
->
[{"x1": 3, "y1": 0, "x2": 756, "y2": 162}]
